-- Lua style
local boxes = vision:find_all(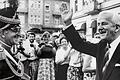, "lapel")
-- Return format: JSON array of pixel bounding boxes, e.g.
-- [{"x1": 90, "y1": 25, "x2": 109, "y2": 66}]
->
[
  {"x1": 102, "y1": 43, "x2": 120, "y2": 80},
  {"x1": 96, "y1": 40, "x2": 107, "y2": 80}
]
